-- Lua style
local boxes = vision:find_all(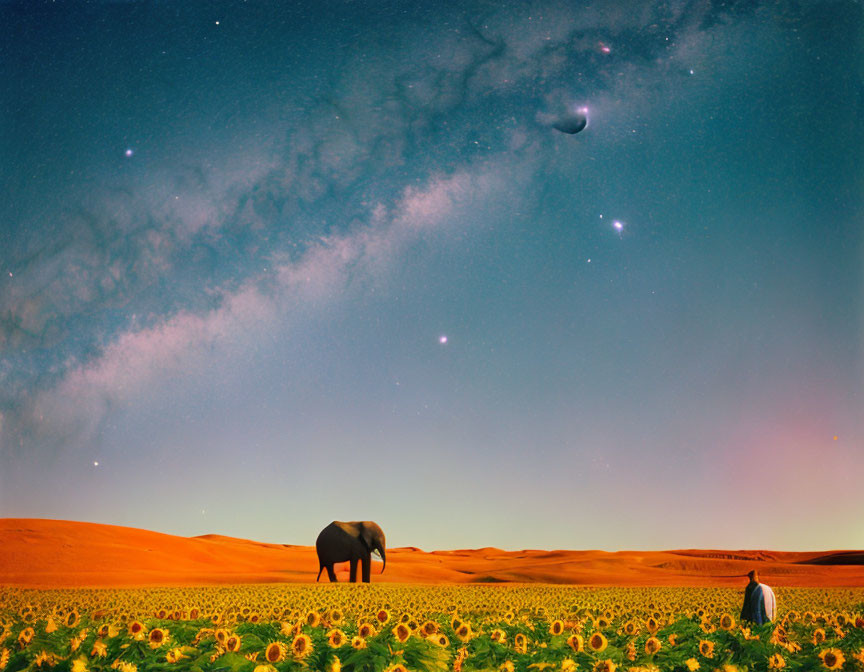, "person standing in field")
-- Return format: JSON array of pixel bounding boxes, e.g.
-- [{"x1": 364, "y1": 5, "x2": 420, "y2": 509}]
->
[{"x1": 740, "y1": 569, "x2": 776, "y2": 624}]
